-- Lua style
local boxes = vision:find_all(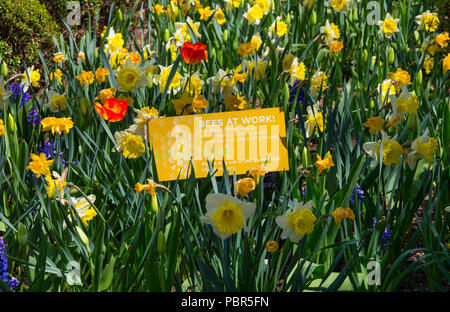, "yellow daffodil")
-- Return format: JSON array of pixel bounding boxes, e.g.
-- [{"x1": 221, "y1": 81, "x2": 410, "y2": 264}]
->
[
  {"x1": 314, "y1": 151, "x2": 334, "y2": 174},
  {"x1": 328, "y1": 41, "x2": 343, "y2": 57},
  {"x1": 41, "y1": 117, "x2": 74, "y2": 135},
  {"x1": 53, "y1": 52, "x2": 65, "y2": 63},
  {"x1": 378, "y1": 13, "x2": 399, "y2": 38},
  {"x1": 200, "y1": 193, "x2": 256, "y2": 240},
  {"x1": 45, "y1": 169, "x2": 68, "y2": 198},
  {"x1": 75, "y1": 71, "x2": 95, "y2": 86},
  {"x1": 26, "y1": 153, "x2": 54, "y2": 178},
  {"x1": 423, "y1": 56, "x2": 434, "y2": 74},
  {"x1": 415, "y1": 11, "x2": 439, "y2": 32},
  {"x1": 50, "y1": 69, "x2": 63, "y2": 85},
  {"x1": 95, "y1": 68, "x2": 110, "y2": 83},
  {"x1": 135, "y1": 179, "x2": 157, "y2": 196},
  {"x1": 304, "y1": 103, "x2": 325, "y2": 138},
  {"x1": 443, "y1": 53, "x2": 450, "y2": 73},
  {"x1": 114, "y1": 130, "x2": 146, "y2": 159},
  {"x1": 407, "y1": 129, "x2": 438, "y2": 170},
  {"x1": 289, "y1": 57, "x2": 306, "y2": 86},
  {"x1": 389, "y1": 86, "x2": 419, "y2": 117},
  {"x1": 265, "y1": 241, "x2": 279, "y2": 253},
  {"x1": 309, "y1": 71, "x2": 328, "y2": 98},
  {"x1": 276, "y1": 199, "x2": 316, "y2": 243},
  {"x1": 44, "y1": 91, "x2": 67, "y2": 112},
  {"x1": 363, "y1": 116, "x2": 384, "y2": 134},
  {"x1": 0, "y1": 119, "x2": 4, "y2": 137},
  {"x1": 320, "y1": 20, "x2": 340, "y2": 44},
  {"x1": 235, "y1": 178, "x2": 256, "y2": 197},
  {"x1": 363, "y1": 132, "x2": 404, "y2": 168},
  {"x1": 269, "y1": 17, "x2": 288, "y2": 37},
  {"x1": 154, "y1": 64, "x2": 182, "y2": 94},
  {"x1": 329, "y1": 0, "x2": 351, "y2": 12},
  {"x1": 115, "y1": 60, "x2": 149, "y2": 92},
  {"x1": 388, "y1": 68, "x2": 411, "y2": 92},
  {"x1": 330, "y1": 207, "x2": 355, "y2": 227},
  {"x1": 133, "y1": 106, "x2": 159, "y2": 125},
  {"x1": 21, "y1": 66, "x2": 40, "y2": 91}
]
